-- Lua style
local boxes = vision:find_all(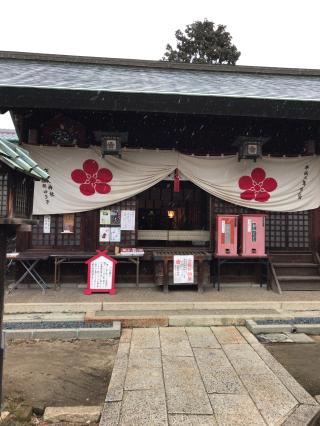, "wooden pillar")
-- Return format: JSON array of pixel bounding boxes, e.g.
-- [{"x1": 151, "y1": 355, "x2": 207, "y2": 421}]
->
[
  {"x1": 311, "y1": 207, "x2": 320, "y2": 253},
  {"x1": 0, "y1": 226, "x2": 7, "y2": 408}
]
